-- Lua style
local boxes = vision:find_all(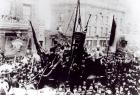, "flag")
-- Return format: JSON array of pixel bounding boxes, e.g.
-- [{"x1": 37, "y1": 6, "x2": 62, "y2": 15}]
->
[
  {"x1": 109, "y1": 17, "x2": 116, "y2": 46},
  {"x1": 29, "y1": 21, "x2": 41, "y2": 54}
]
